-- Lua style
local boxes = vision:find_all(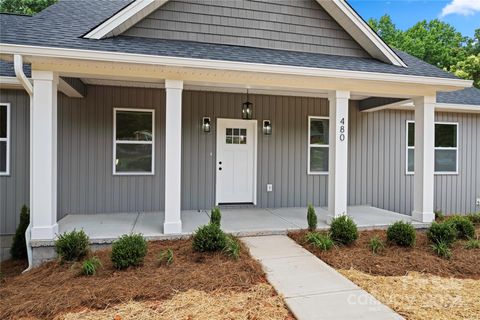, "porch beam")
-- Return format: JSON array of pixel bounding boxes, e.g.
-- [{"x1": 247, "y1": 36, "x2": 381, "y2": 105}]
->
[
  {"x1": 328, "y1": 90, "x2": 350, "y2": 221},
  {"x1": 412, "y1": 96, "x2": 435, "y2": 223},
  {"x1": 30, "y1": 70, "x2": 59, "y2": 240},
  {"x1": 164, "y1": 79, "x2": 183, "y2": 234}
]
